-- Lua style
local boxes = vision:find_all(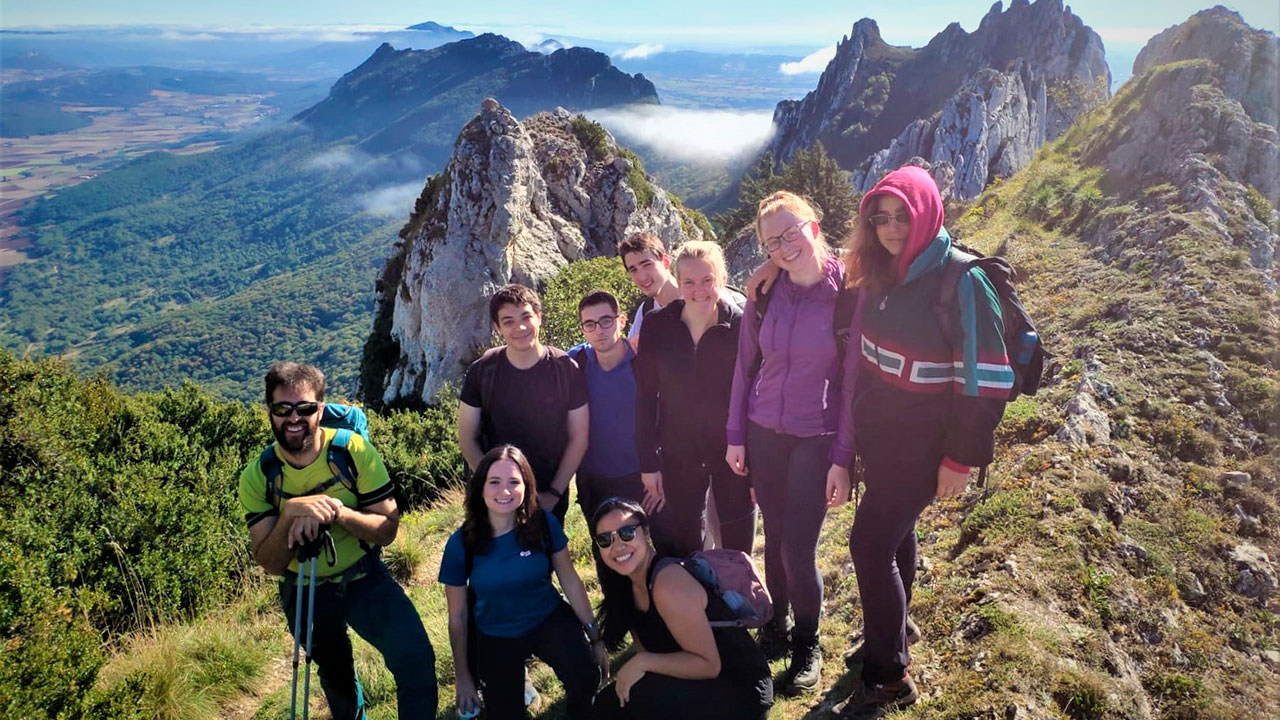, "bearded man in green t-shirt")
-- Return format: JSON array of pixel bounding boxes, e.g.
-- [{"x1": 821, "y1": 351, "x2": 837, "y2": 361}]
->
[{"x1": 237, "y1": 362, "x2": 436, "y2": 719}]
